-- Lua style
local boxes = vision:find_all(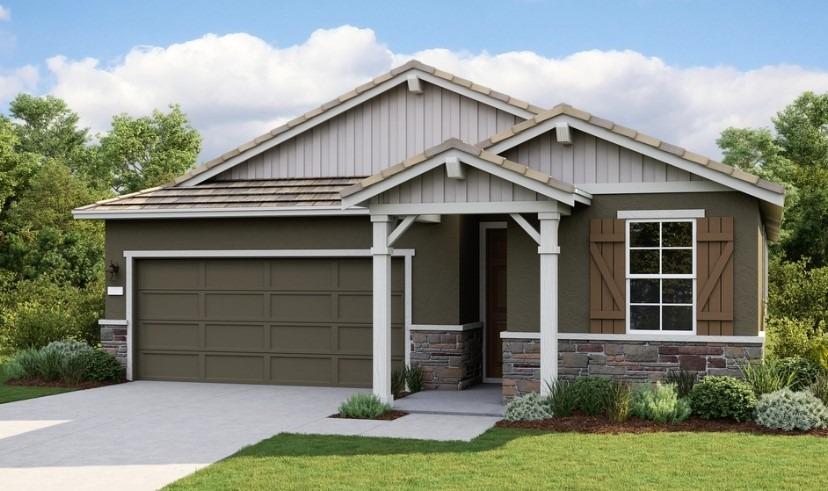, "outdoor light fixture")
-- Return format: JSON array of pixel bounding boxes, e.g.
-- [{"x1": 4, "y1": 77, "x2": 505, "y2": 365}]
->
[{"x1": 107, "y1": 261, "x2": 120, "y2": 281}]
